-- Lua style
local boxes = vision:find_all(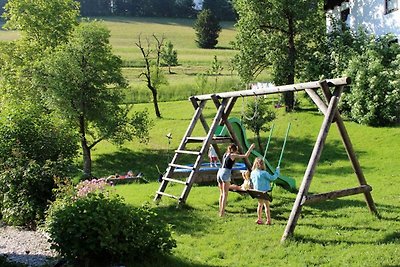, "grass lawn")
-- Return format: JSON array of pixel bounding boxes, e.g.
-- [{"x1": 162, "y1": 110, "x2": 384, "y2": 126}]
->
[{"x1": 92, "y1": 95, "x2": 400, "y2": 267}]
